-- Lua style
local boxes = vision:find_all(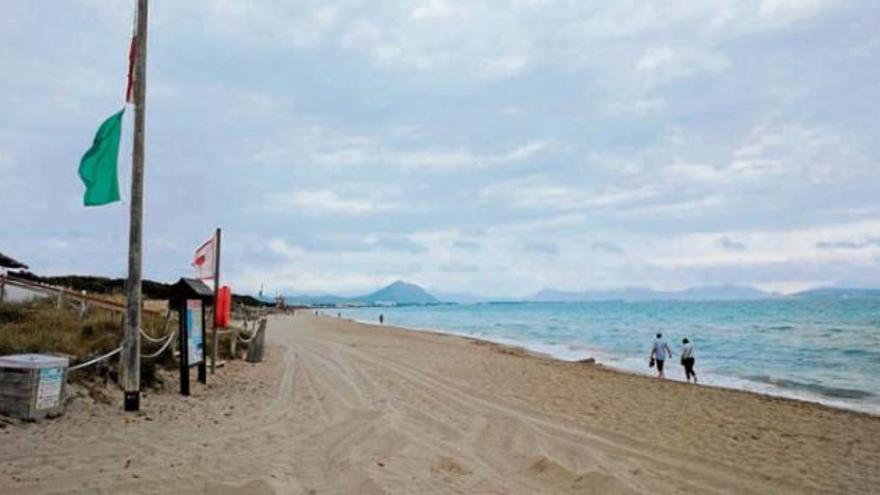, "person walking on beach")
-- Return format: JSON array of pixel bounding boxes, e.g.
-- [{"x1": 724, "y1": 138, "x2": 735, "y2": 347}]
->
[
  {"x1": 650, "y1": 333, "x2": 673, "y2": 378},
  {"x1": 379, "y1": 314, "x2": 384, "y2": 325},
  {"x1": 681, "y1": 338, "x2": 697, "y2": 384}
]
